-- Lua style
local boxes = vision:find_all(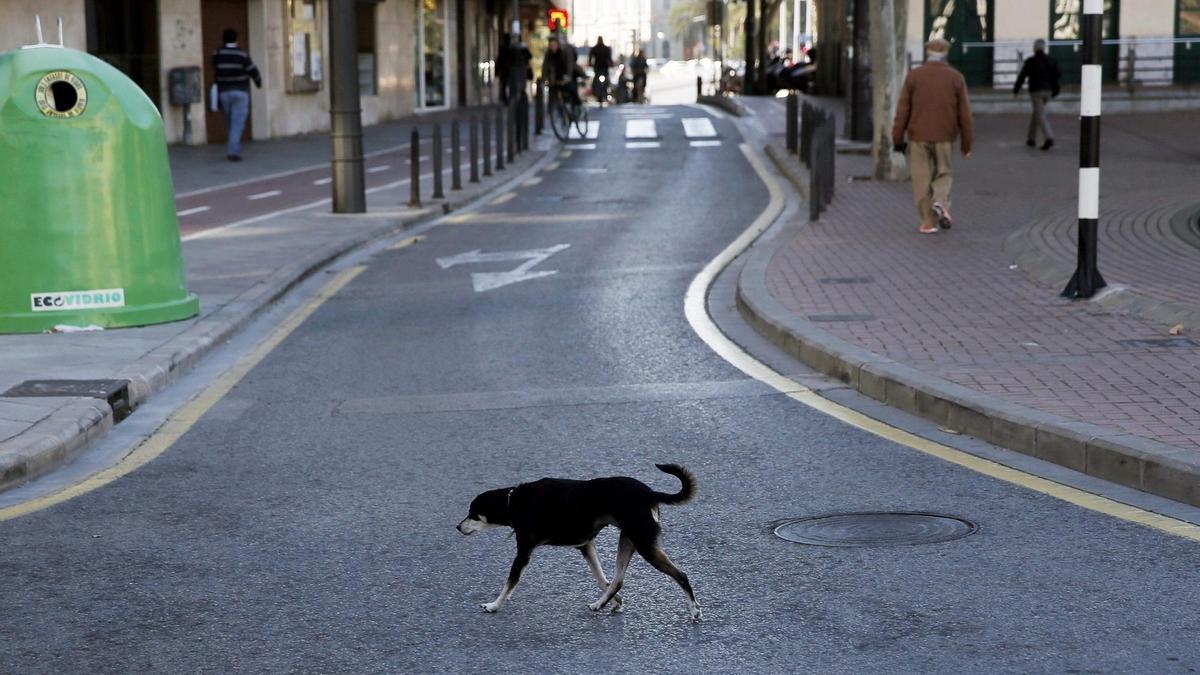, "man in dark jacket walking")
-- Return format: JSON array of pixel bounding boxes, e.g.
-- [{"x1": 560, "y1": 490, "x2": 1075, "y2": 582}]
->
[
  {"x1": 212, "y1": 28, "x2": 261, "y2": 161},
  {"x1": 1014, "y1": 39, "x2": 1061, "y2": 150}
]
